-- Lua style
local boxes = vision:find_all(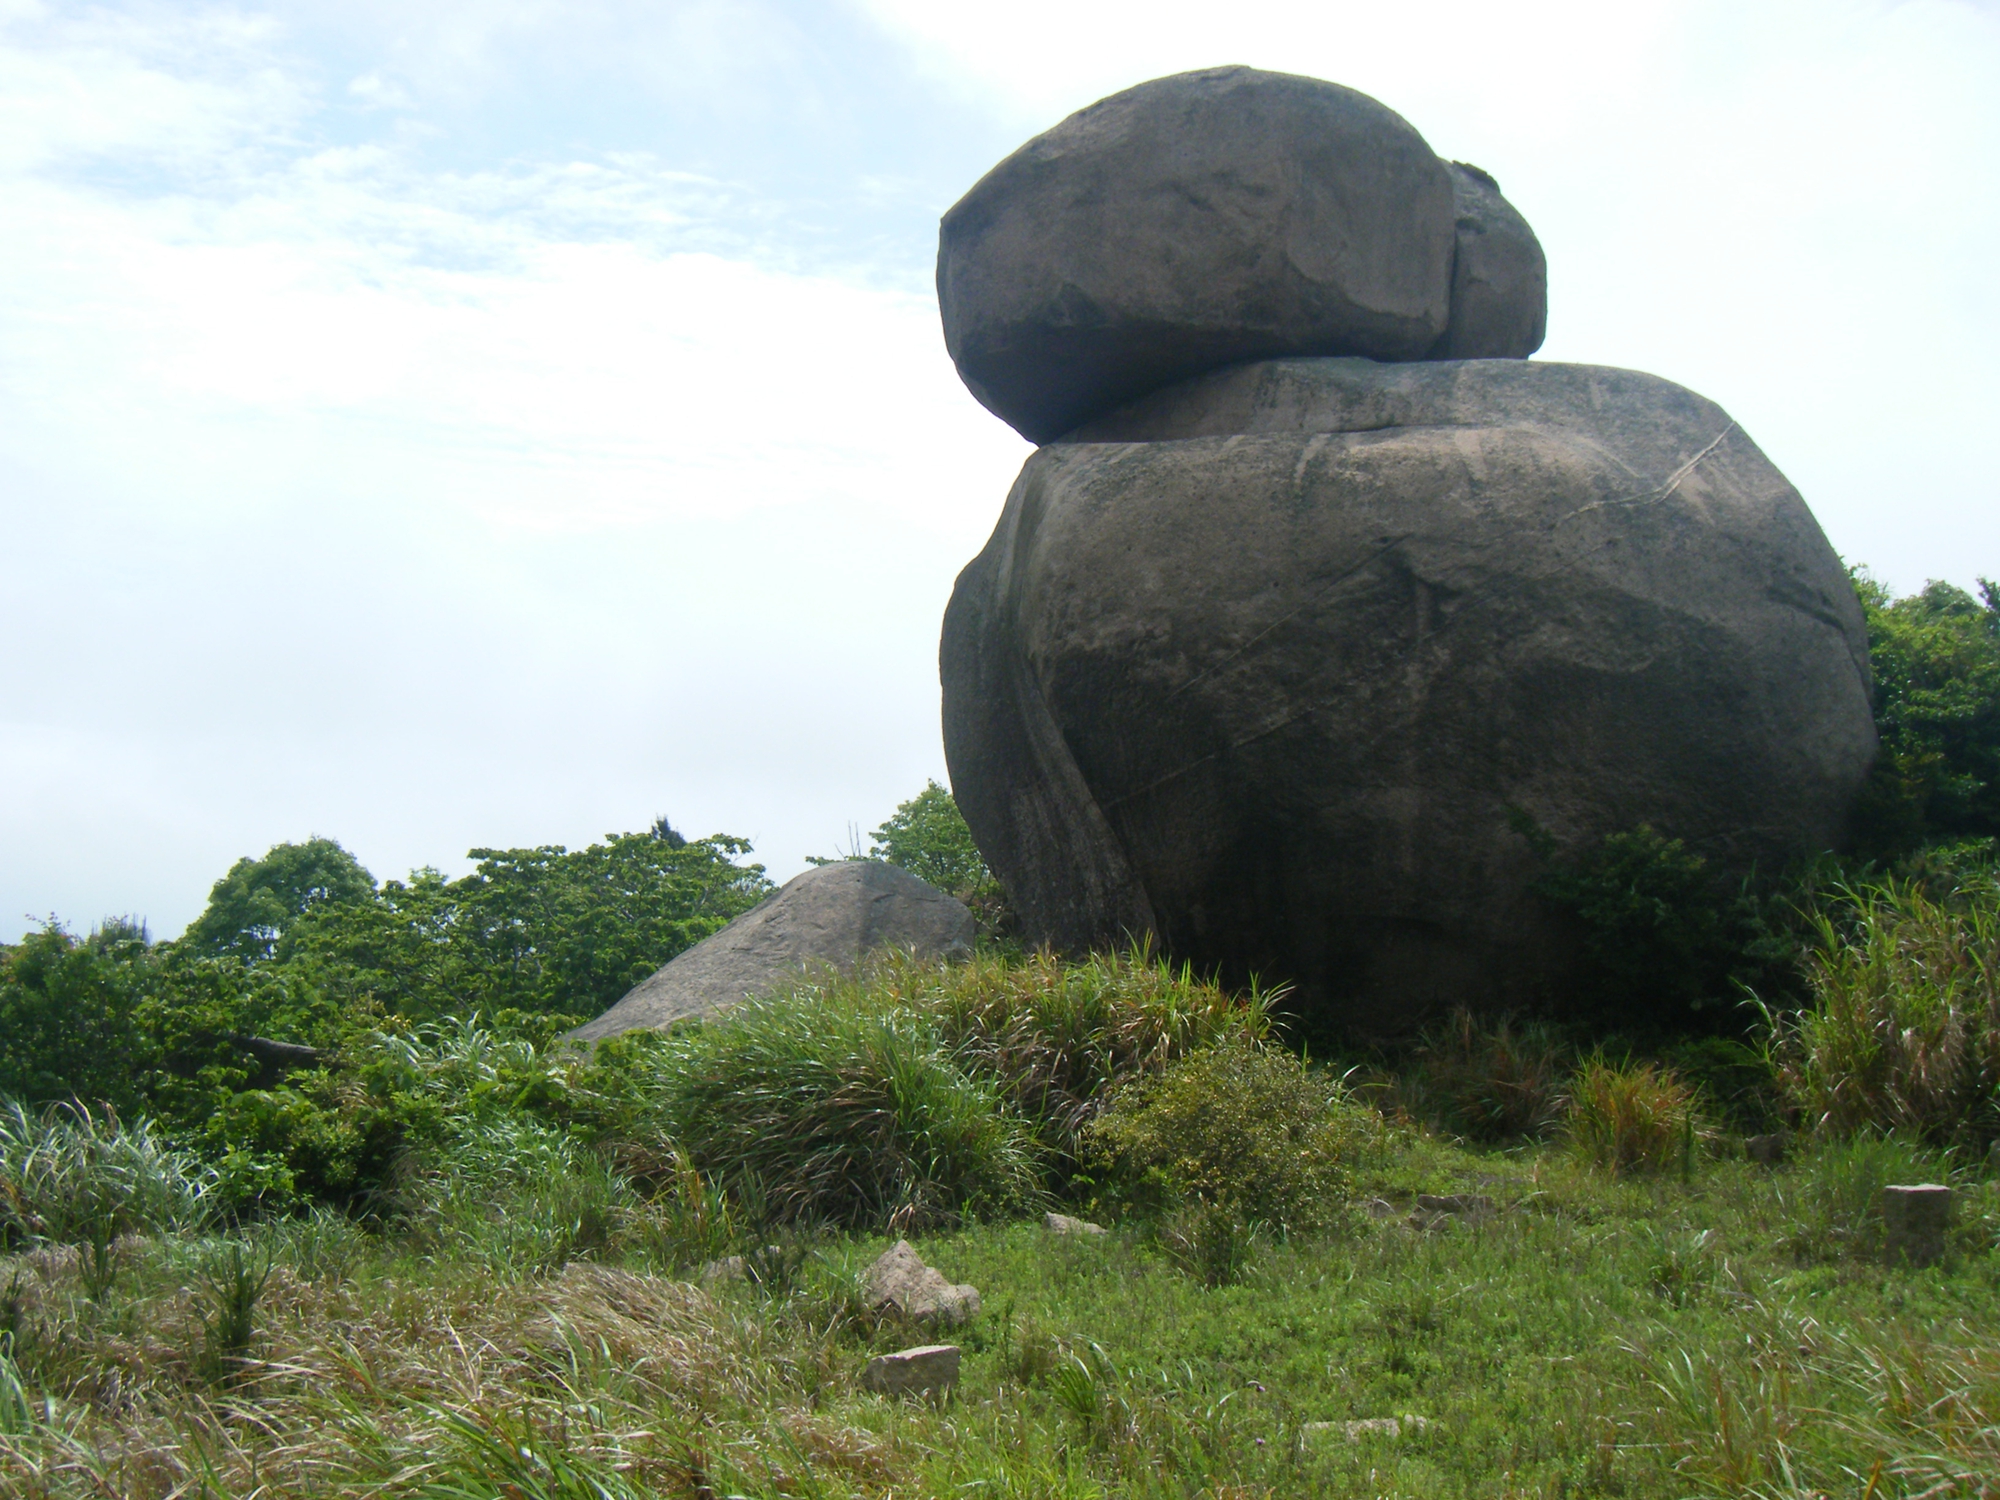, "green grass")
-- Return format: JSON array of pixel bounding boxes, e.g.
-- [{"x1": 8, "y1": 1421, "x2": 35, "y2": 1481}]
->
[{"x1": 3, "y1": 1133, "x2": 1997, "y2": 1498}]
